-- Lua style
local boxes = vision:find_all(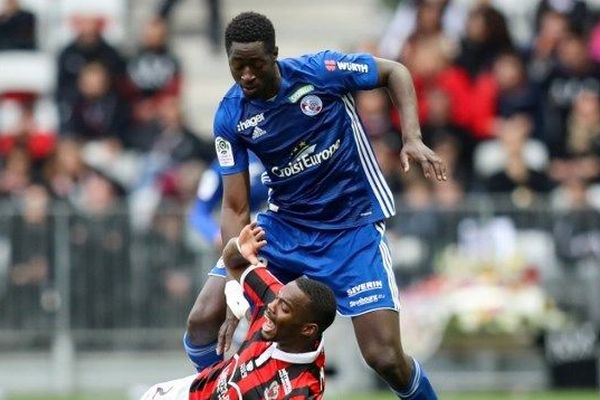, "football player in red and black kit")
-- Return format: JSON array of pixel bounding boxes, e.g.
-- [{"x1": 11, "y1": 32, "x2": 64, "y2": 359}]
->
[{"x1": 140, "y1": 222, "x2": 337, "y2": 400}]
